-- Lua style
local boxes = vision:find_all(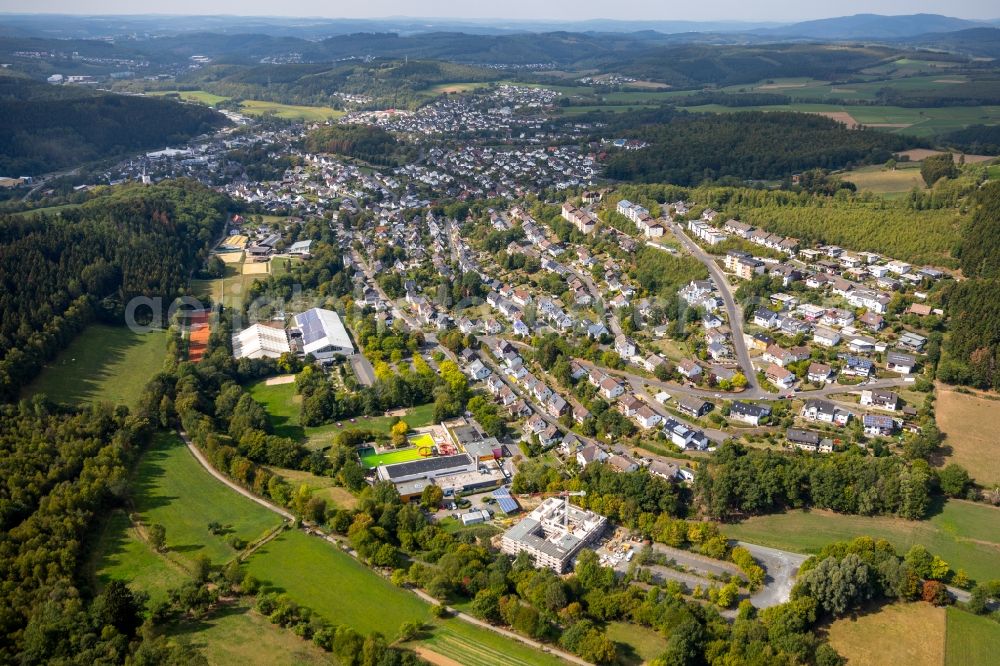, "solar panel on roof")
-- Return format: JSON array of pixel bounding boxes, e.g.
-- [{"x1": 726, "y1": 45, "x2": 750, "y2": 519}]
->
[
  {"x1": 492, "y1": 487, "x2": 519, "y2": 514},
  {"x1": 297, "y1": 309, "x2": 325, "y2": 345}
]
